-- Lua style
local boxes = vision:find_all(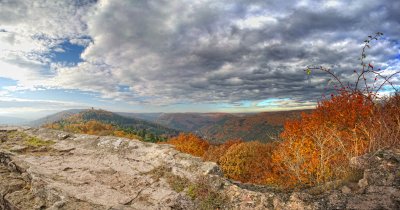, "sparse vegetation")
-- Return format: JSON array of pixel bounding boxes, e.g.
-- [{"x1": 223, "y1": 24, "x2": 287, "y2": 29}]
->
[
  {"x1": 144, "y1": 165, "x2": 227, "y2": 209},
  {"x1": 186, "y1": 176, "x2": 227, "y2": 210},
  {"x1": 6, "y1": 131, "x2": 54, "y2": 148},
  {"x1": 144, "y1": 165, "x2": 190, "y2": 193},
  {"x1": 168, "y1": 175, "x2": 190, "y2": 193},
  {"x1": 24, "y1": 136, "x2": 54, "y2": 147}
]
